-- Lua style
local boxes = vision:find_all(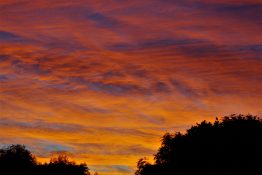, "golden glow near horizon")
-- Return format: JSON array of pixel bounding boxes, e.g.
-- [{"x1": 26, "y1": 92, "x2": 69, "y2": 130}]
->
[{"x1": 0, "y1": 0, "x2": 261, "y2": 174}]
